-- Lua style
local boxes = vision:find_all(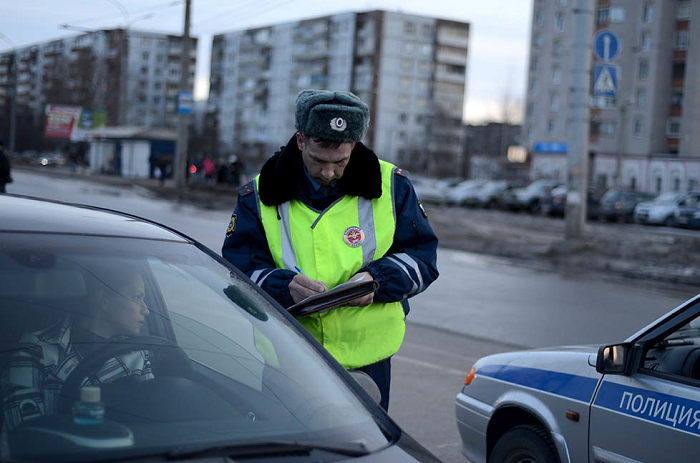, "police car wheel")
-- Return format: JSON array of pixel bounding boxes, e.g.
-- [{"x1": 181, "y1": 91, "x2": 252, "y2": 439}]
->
[{"x1": 489, "y1": 425, "x2": 559, "y2": 463}]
